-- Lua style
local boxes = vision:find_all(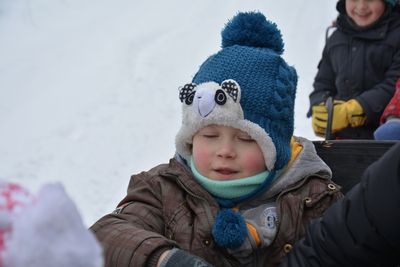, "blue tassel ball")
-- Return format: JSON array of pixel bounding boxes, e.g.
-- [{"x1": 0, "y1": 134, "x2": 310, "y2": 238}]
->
[
  {"x1": 221, "y1": 11, "x2": 284, "y2": 54},
  {"x1": 211, "y1": 209, "x2": 247, "y2": 249}
]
